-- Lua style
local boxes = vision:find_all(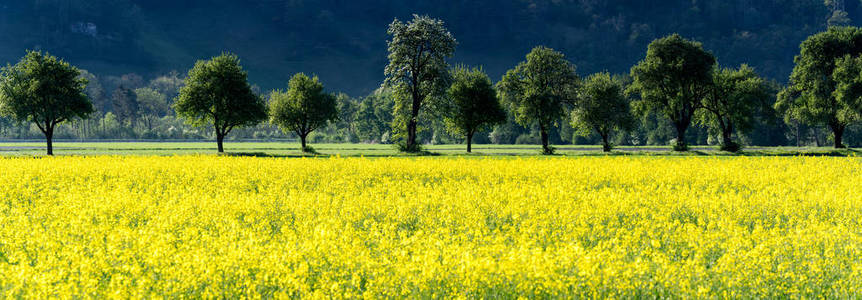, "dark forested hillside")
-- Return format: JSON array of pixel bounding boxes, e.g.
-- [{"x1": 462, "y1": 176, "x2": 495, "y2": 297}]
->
[{"x1": 0, "y1": 0, "x2": 850, "y2": 96}]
